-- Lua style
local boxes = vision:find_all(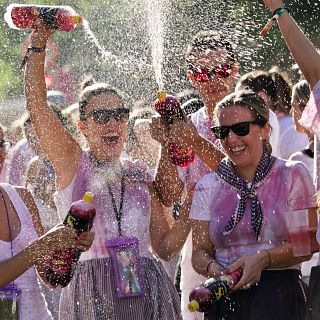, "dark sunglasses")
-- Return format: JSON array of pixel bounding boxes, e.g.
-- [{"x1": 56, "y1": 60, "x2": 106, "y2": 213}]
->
[
  {"x1": 87, "y1": 108, "x2": 129, "y2": 124},
  {"x1": 189, "y1": 63, "x2": 234, "y2": 82},
  {"x1": 211, "y1": 119, "x2": 266, "y2": 140}
]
